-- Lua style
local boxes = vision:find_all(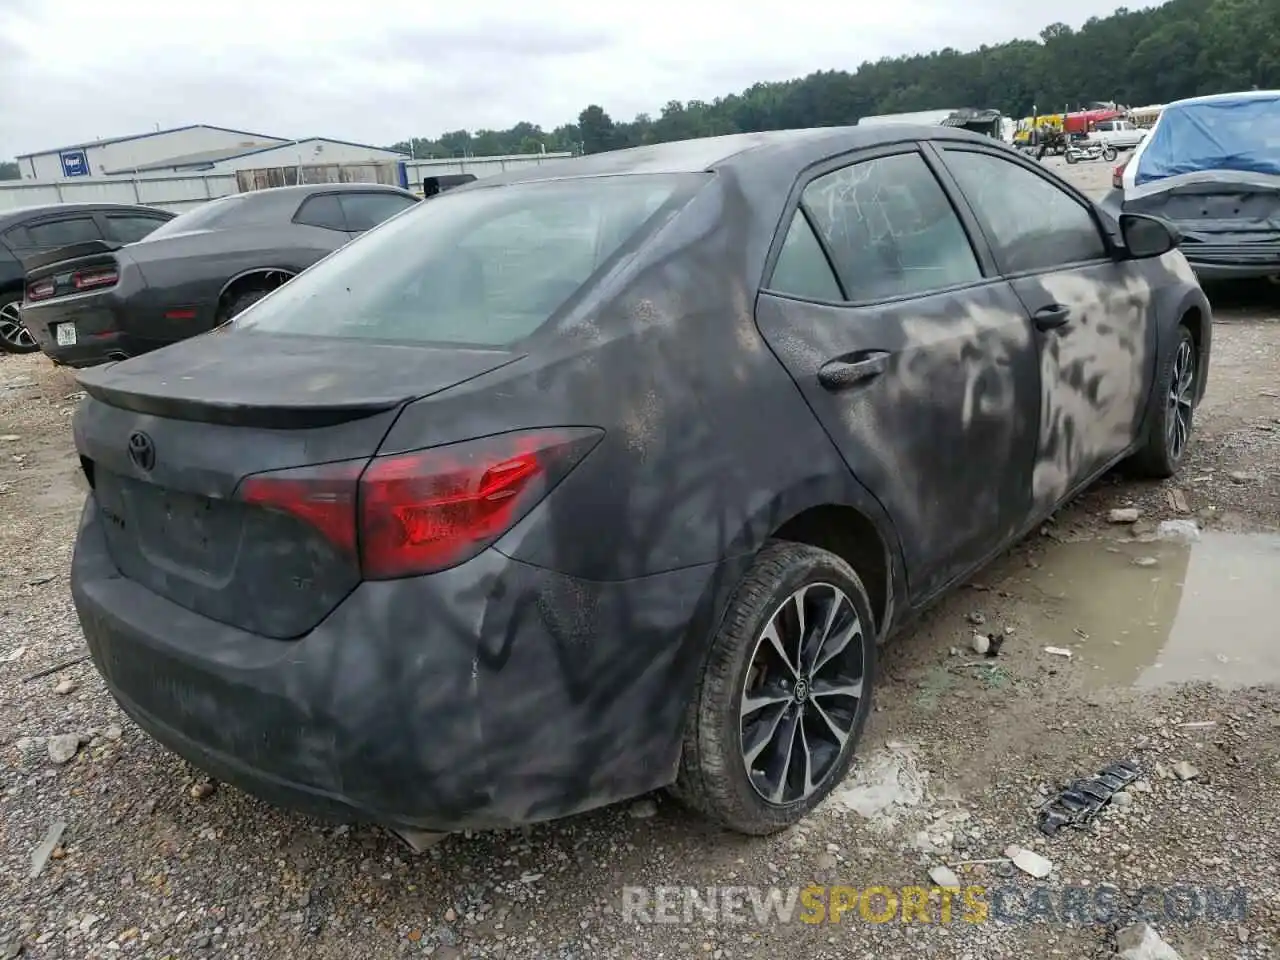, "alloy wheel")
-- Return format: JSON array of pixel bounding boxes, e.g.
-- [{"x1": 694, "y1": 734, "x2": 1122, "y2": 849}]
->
[
  {"x1": 1166, "y1": 338, "x2": 1195, "y2": 461},
  {"x1": 739, "y1": 582, "x2": 866, "y2": 806},
  {"x1": 0, "y1": 300, "x2": 36, "y2": 352}
]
